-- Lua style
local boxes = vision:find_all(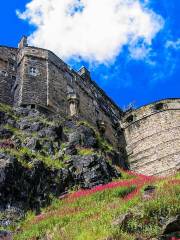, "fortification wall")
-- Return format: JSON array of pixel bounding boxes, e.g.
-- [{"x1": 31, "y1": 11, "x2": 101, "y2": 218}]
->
[
  {"x1": 121, "y1": 99, "x2": 180, "y2": 176},
  {"x1": 13, "y1": 43, "x2": 124, "y2": 149},
  {"x1": 72, "y1": 69, "x2": 123, "y2": 147},
  {"x1": 0, "y1": 46, "x2": 17, "y2": 105}
]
